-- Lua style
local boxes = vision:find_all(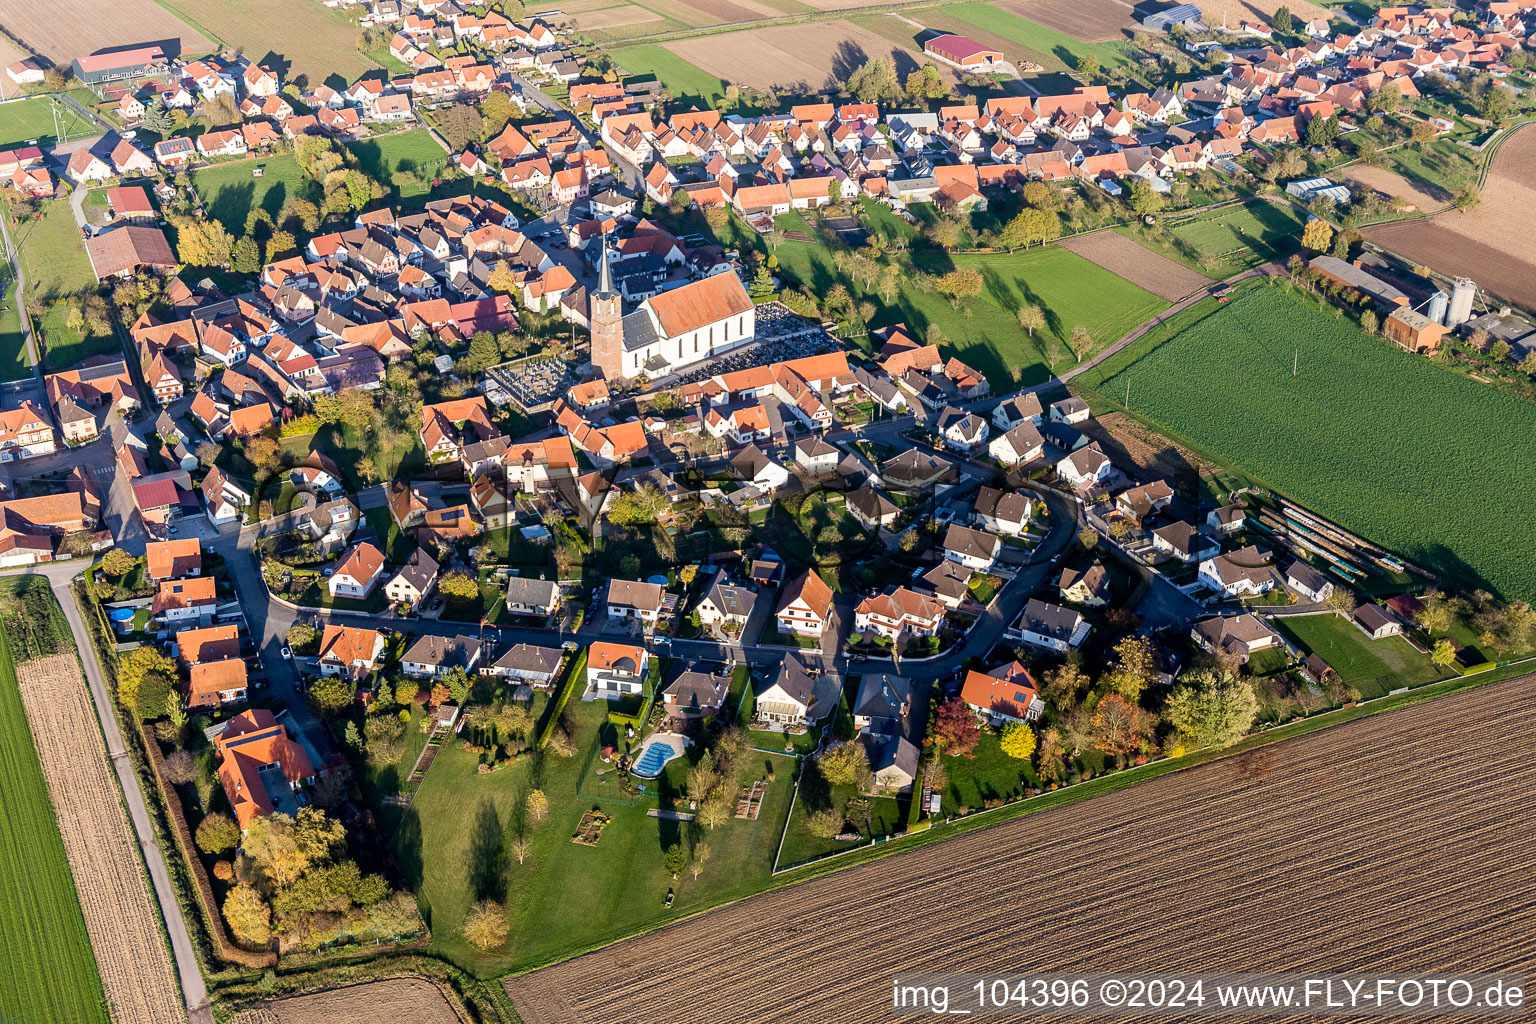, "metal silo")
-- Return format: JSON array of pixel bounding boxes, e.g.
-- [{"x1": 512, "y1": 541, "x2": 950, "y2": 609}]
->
[
  {"x1": 1447, "y1": 277, "x2": 1476, "y2": 326},
  {"x1": 1427, "y1": 290, "x2": 1449, "y2": 325}
]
